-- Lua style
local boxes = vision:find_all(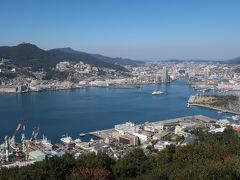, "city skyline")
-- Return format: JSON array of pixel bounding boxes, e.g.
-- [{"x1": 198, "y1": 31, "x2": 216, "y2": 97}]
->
[{"x1": 1, "y1": 0, "x2": 240, "y2": 60}]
